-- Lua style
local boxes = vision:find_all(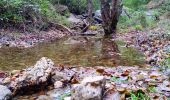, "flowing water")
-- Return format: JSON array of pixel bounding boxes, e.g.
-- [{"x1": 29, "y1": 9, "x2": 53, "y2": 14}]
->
[{"x1": 0, "y1": 36, "x2": 145, "y2": 71}]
